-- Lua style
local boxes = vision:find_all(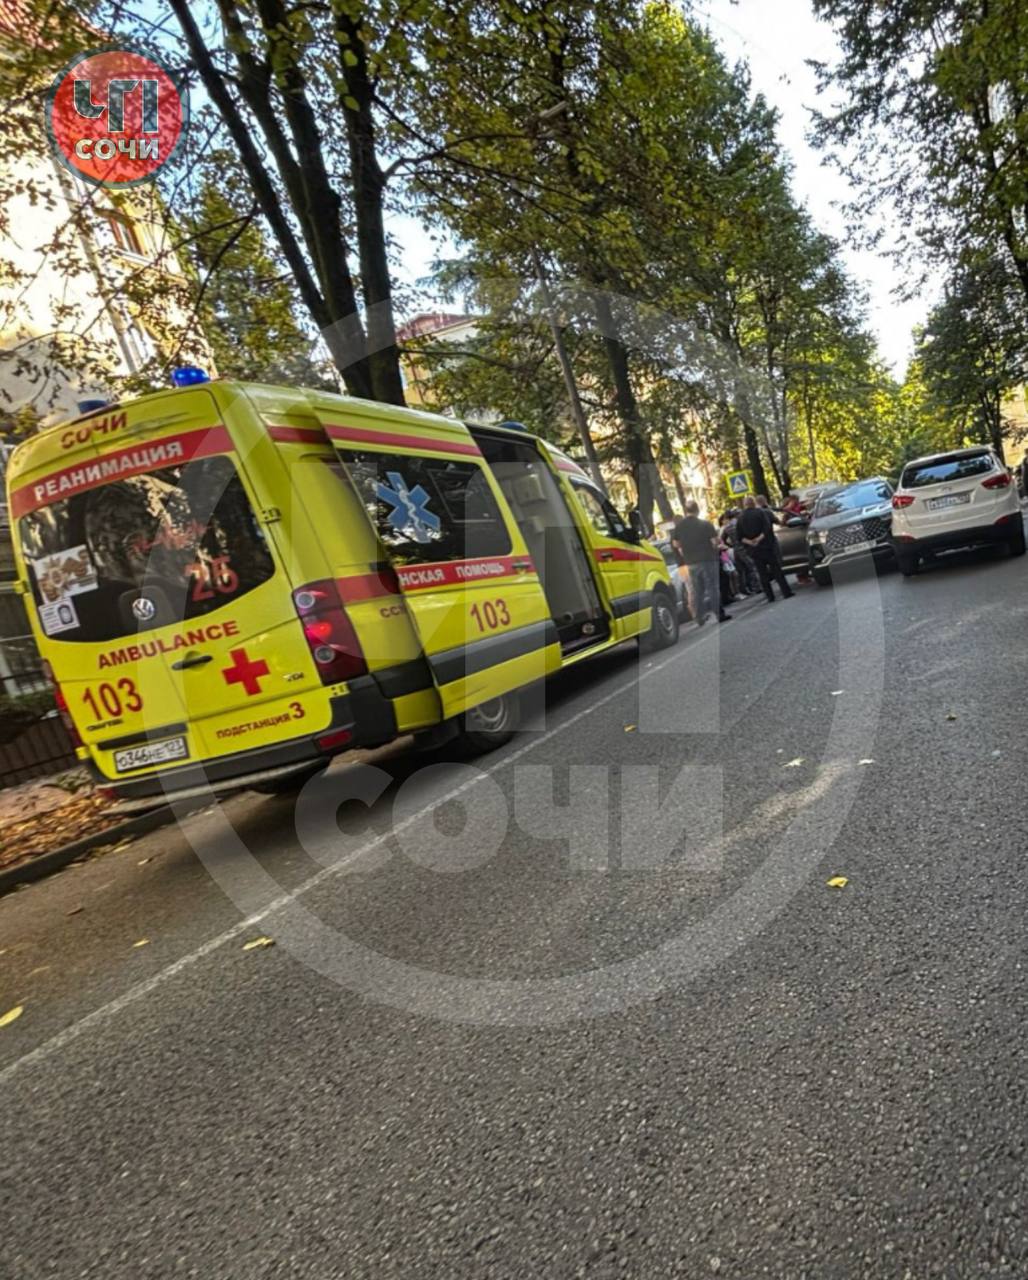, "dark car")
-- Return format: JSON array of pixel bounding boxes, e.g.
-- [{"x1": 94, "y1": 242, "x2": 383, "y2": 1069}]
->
[
  {"x1": 775, "y1": 510, "x2": 814, "y2": 573},
  {"x1": 769, "y1": 485, "x2": 847, "y2": 574},
  {"x1": 806, "y1": 477, "x2": 895, "y2": 586}
]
